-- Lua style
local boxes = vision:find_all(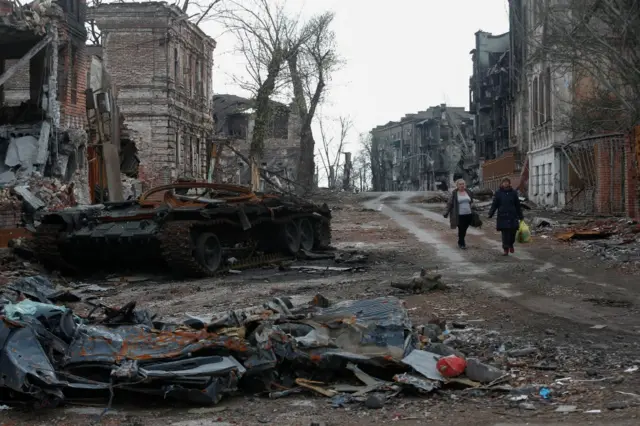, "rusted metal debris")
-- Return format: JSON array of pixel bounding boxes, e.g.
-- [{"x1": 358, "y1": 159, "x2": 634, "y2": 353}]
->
[
  {"x1": 30, "y1": 182, "x2": 332, "y2": 277},
  {"x1": 0, "y1": 276, "x2": 425, "y2": 409}
]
